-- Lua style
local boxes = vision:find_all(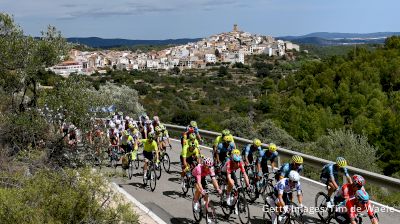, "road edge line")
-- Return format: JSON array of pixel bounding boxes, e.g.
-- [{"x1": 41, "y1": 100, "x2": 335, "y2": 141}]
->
[{"x1": 111, "y1": 182, "x2": 168, "y2": 224}]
